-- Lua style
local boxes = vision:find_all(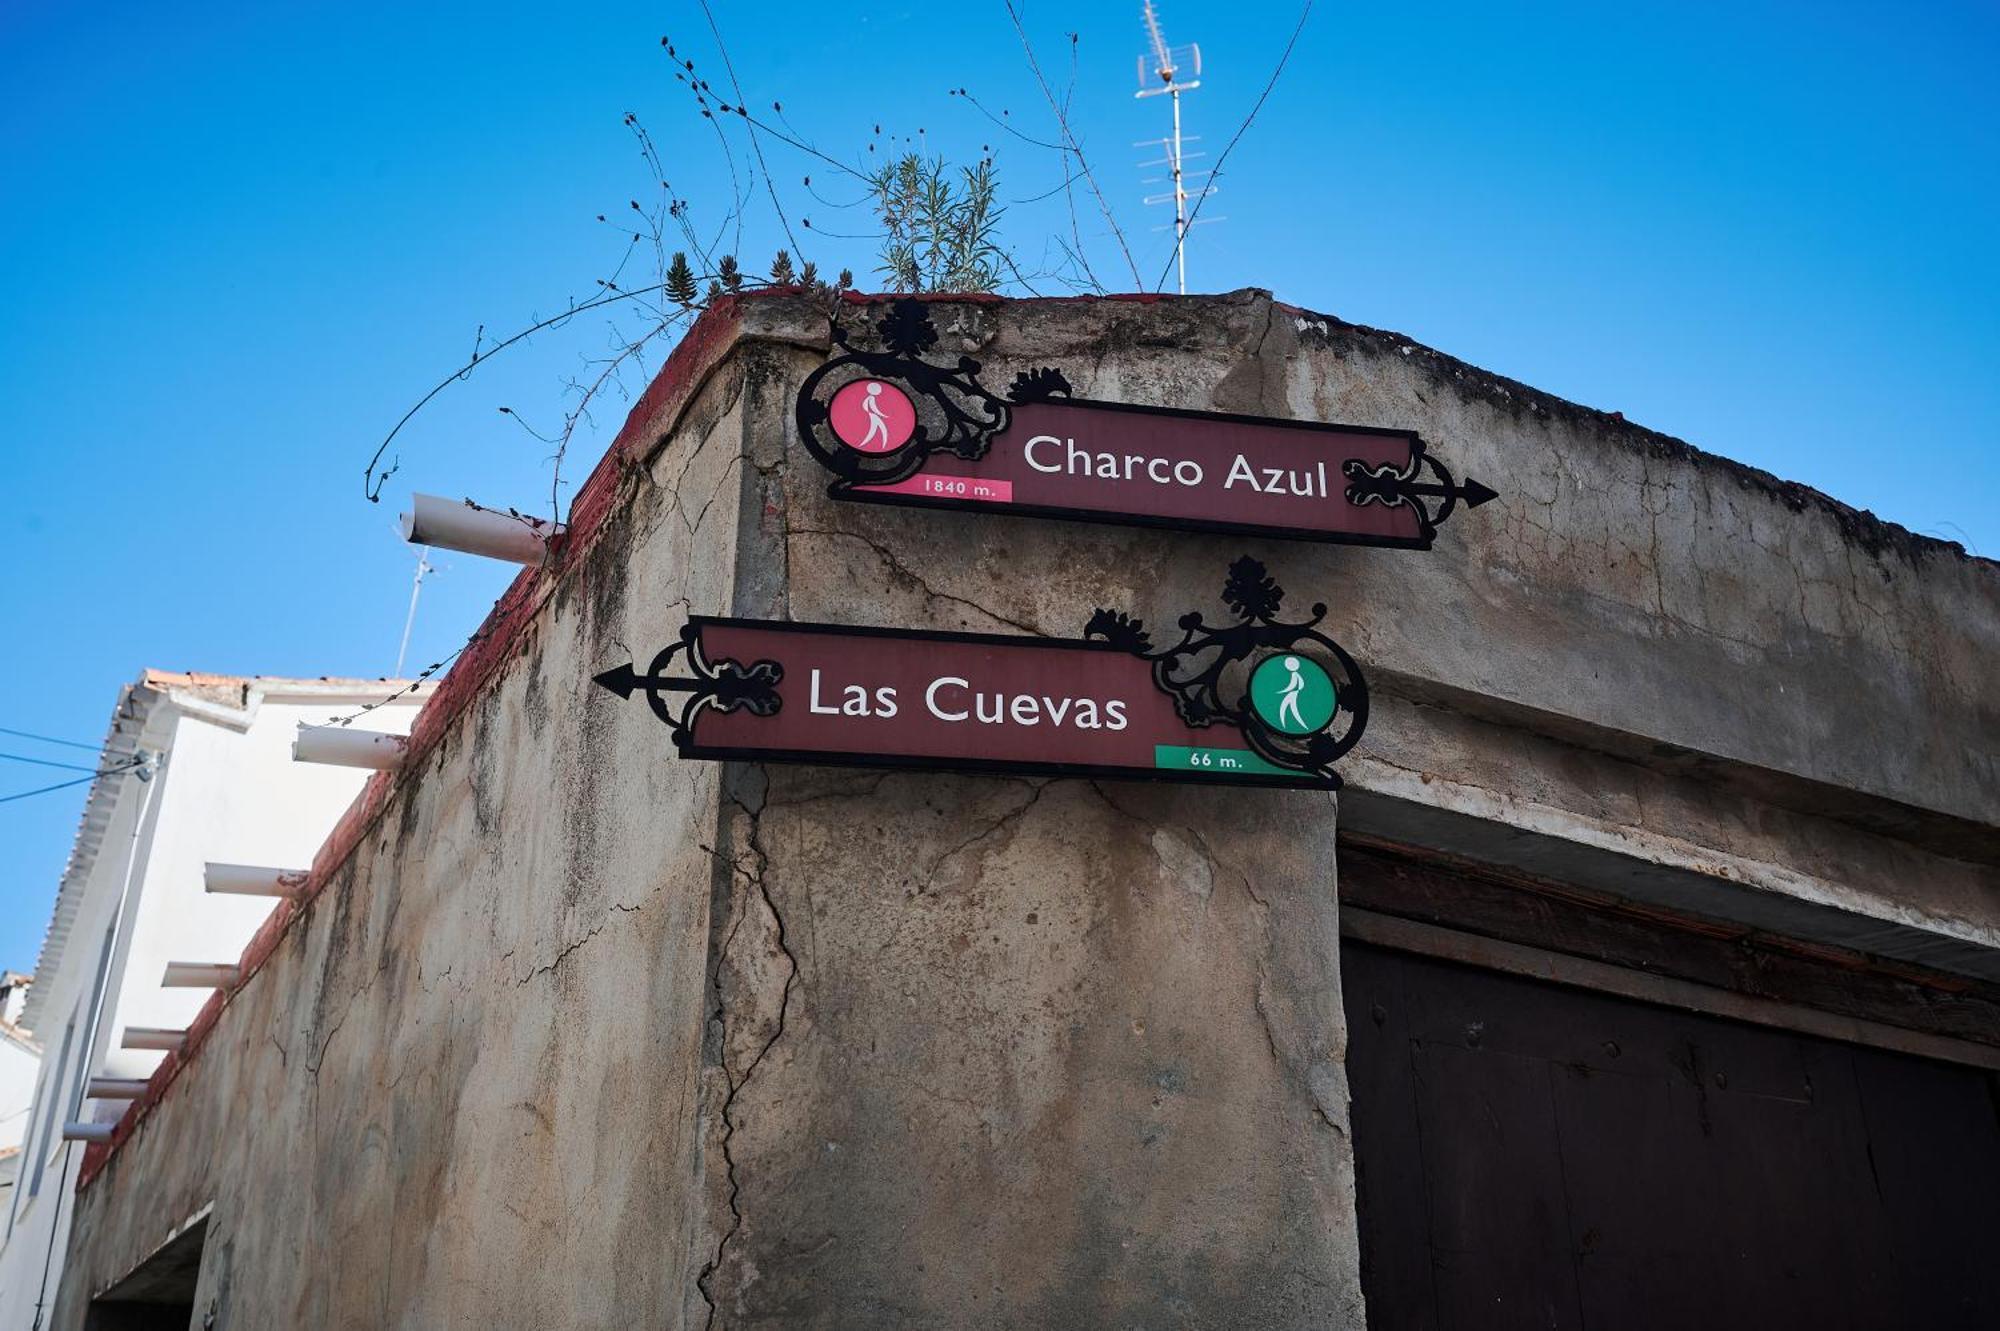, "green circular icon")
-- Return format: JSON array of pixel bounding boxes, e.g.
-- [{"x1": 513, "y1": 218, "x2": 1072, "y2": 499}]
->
[{"x1": 1249, "y1": 654, "x2": 1338, "y2": 735}]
